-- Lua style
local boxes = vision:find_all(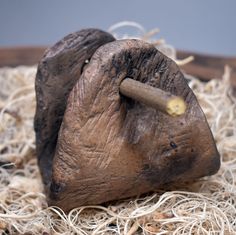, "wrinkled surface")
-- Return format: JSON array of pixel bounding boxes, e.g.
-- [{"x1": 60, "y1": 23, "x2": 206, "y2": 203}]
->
[
  {"x1": 47, "y1": 39, "x2": 220, "y2": 211},
  {"x1": 34, "y1": 29, "x2": 115, "y2": 185}
]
